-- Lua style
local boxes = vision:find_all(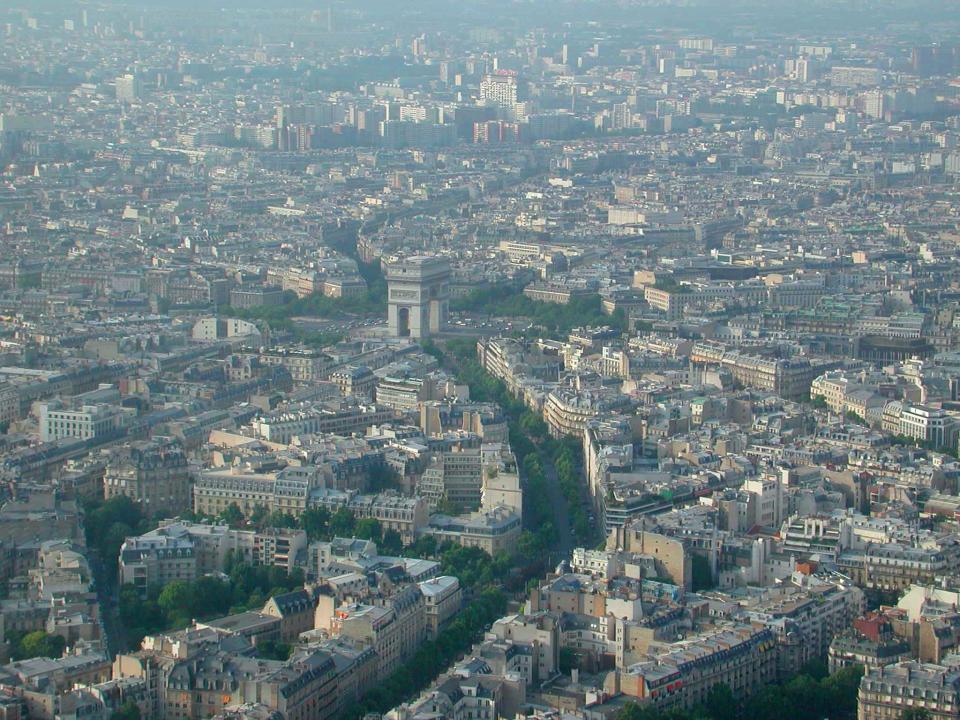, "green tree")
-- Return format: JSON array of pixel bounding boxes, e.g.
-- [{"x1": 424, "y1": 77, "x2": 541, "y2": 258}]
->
[
  {"x1": 743, "y1": 685, "x2": 790, "y2": 720},
  {"x1": 691, "y1": 554, "x2": 714, "y2": 591},
  {"x1": 616, "y1": 702, "x2": 660, "y2": 720},
  {"x1": 158, "y1": 581, "x2": 194, "y2": 625},
  {"x1": 901, "y1": 710, "x2": 932, "y2": 720},
  {"x1": 705, "y1": 683, "x2": 736, "y2": 720},
  {"x1": 440, "y1": 545, "x2": 498, "y2": 589},
  {"x1": 845, "y1": 411, "x2": 867, "y2": 426},
  {"x1": 265, "y1": 511, "x2": 298, "y2": 529},
  {"x1": 16, "y1": 274, "x2": 40, "y2": 290},
  {"x1": 368, "y1": 464, "x2": 401, "y2": 492},
  {"x1": 101, "y1": 522, "x2": 135, "y2": 566},
  {"x1": 300, "y1": 507, "x2": 331, "y2": 540},
  {"x1": 330, "y1": 508, "x2": 356, "y2": 537},
  {"x1": 268, "y1": 565, "x2": 294, "y2": 591},
  {"x1": 110, "y1": 701, "x2": 141, "y2": 720},
  {"x1": 191, "y1": 576, "x2": 232, "y2": 618},
  {"x1": 219, "y1": 503, "x2": 244, "y2": 527},
  {"x1": 822, "y1": 665, "x2": 865, "y2": 719},
  {"x1": 515, "y1": 531, "x2": 544, "y2": 558},
  {"x1": 800, "y1": 658, "x2": 829, "y2": 681},
  {"x1": 118, "y1": 583, "x2": 165, "y2": 646},
  {"x1": 250, "y1": 504, "x2": 269, "y2": 526},
  {"x1": 355, "y1": 518, "x2": 383, "y2": 544},
  {"x1": 406, "y1": 535, "x2": 437, "y2": 558},
  {"x1": 381, "y1": 529, "x2": 403, "y2": 555},
  {"x1": 256, "y1": 640, "x2": 292, "y2": 661},
  {"x1": 118, "y1": 584, "x2": 142, "y2": 626},
  {"x1": 84, "y1": 496, "x2": 145, "y2": 579},
  {"x1": 17, "y1": 631, "x2": 66, "y2": 660},
  {"x1": 519, "y1": 411, "x2": 548, "y2": 440},
  {"x1": 559, "y1": 647, "x2": 578, "y2": 674},
  {"x1": 522, "y1": 454, "x2": 543, "y2": 477}
]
